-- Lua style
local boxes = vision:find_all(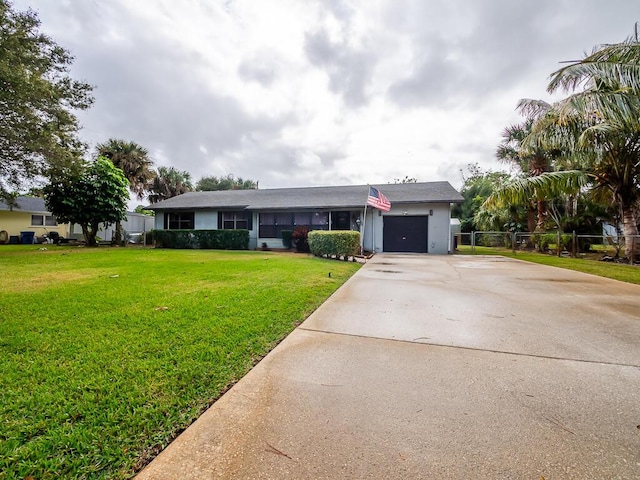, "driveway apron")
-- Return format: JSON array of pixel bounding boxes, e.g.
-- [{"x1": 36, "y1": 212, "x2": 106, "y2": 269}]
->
[{"x1": 137, "y1": 254, "x2": 640, "y2": 479}]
